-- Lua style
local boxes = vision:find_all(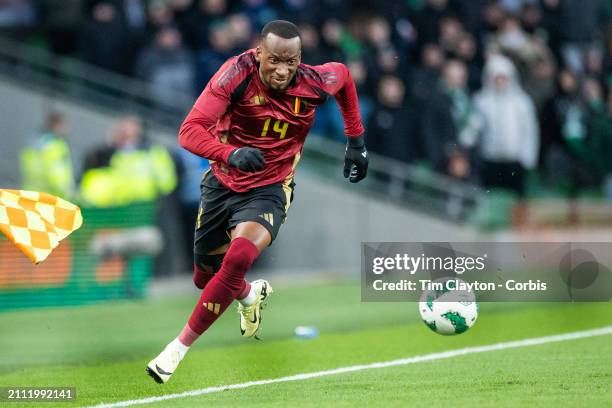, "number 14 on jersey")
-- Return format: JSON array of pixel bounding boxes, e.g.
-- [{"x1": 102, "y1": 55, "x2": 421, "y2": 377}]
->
[{"x1": 261, "y1": 118, "x2": 289, "y2": 139}]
